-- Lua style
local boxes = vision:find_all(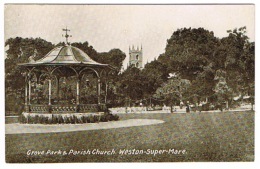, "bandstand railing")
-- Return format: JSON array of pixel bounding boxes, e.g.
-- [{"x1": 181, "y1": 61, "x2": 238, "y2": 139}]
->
[{"x1": 27, "y1": 104, "x2": 107, "y2": 113}]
